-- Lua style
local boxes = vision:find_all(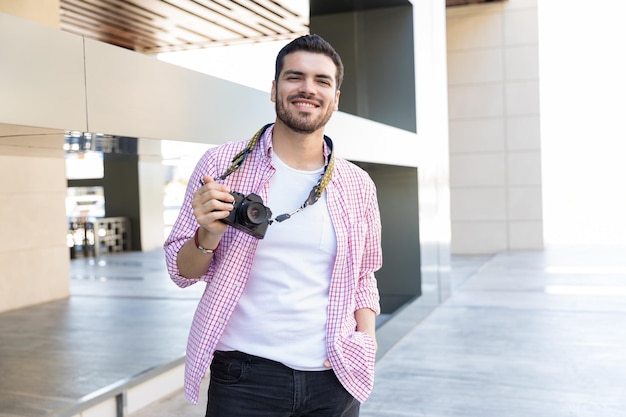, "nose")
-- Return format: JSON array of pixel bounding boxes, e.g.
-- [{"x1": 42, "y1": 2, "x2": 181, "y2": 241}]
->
[{"x1": 298, "y1": 77, "x2": 316, "y2": 96}]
